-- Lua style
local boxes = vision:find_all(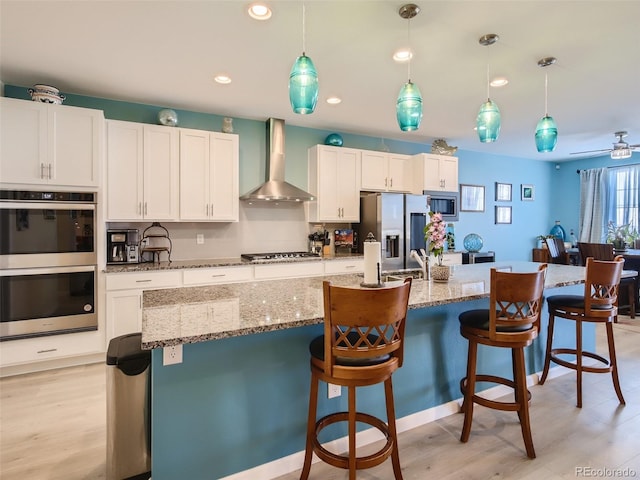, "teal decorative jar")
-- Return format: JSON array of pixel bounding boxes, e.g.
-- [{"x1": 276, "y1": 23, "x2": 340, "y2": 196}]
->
[{"x1": 549, "y1": 221, "x2": 566, "y2": 241}]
